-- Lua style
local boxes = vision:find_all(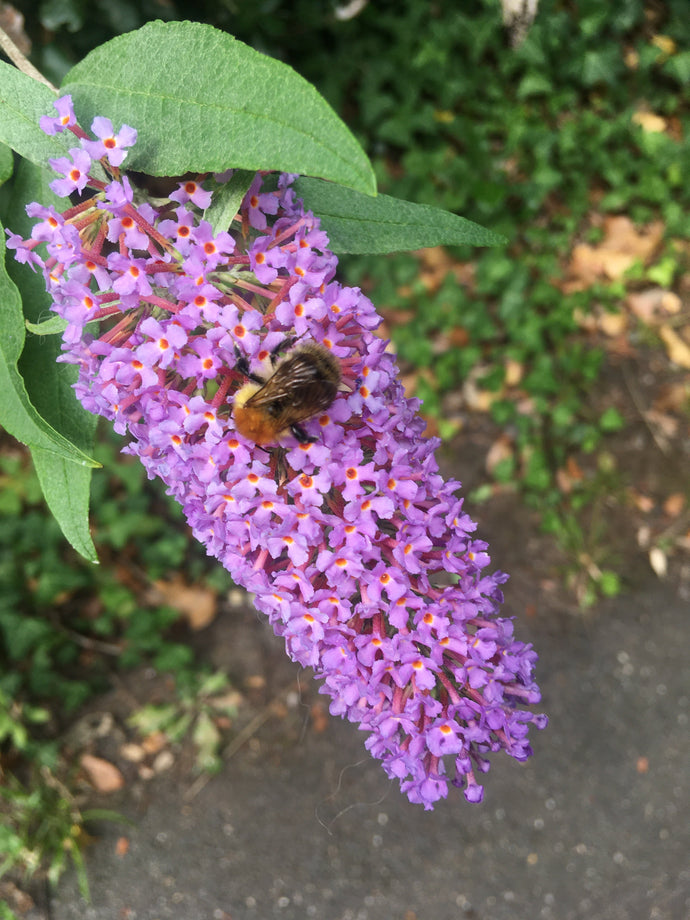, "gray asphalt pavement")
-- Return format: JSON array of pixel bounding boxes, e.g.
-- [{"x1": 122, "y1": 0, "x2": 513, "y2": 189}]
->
[{"x1": 38, "y1": 574, "x2": 689, "y2": 920}]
